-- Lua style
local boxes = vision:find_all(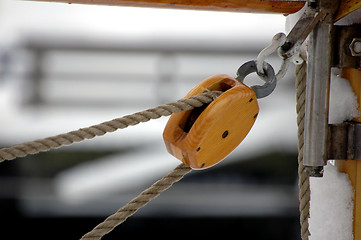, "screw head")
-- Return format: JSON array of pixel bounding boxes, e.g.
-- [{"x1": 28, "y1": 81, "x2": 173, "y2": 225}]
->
[
  {"x1": 354, "y1": 42, "x2": 361, "y2": 54},
  {"x1": 349, "y1": 38, "x2": 361, "y2": 57}
]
